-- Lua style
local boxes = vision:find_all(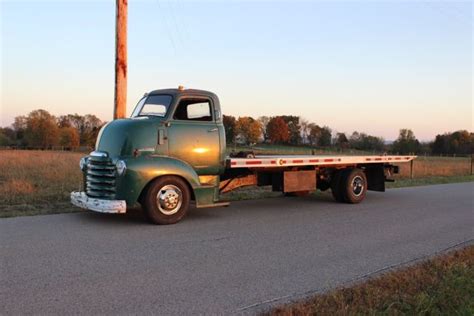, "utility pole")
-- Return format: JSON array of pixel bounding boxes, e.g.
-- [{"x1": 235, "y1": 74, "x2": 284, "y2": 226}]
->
[{"x1": 114, "y1": 0, "x2": 127, "y2": 119}]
